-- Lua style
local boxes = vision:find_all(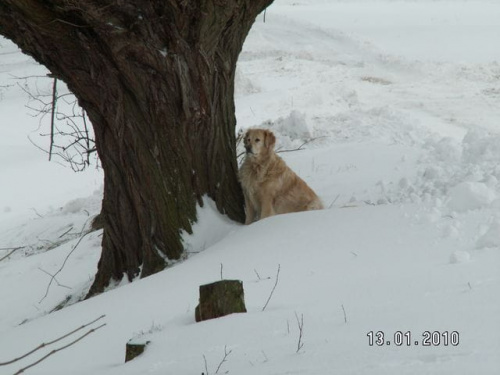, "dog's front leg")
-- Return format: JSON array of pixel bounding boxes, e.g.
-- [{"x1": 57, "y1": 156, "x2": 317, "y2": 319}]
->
[
  {"x1": 260, "y1": 197, "x2": 275, "y2": 220},
  {"x1": 244, "y1": 194, "x2": 255, "y2": 225}
]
